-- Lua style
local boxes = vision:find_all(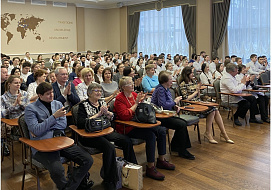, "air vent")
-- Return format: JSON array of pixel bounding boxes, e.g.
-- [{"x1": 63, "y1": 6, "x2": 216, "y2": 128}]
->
[
  {"x1": 8, "y1": 0, "x2": 25, "y2": 4},
  {"x1": 31, "y1": 0, "x2": 46, "y2": 6},
  {"x1": 53, "y1": 2, "x2": 67, "y2": 7}
]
